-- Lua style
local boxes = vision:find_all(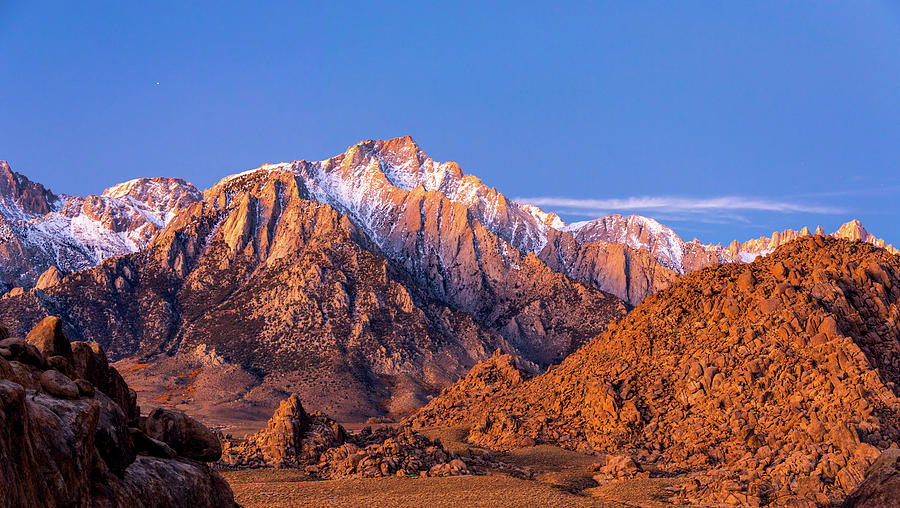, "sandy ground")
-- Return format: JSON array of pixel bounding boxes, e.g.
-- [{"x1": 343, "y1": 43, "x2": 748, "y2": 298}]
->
[
  {"x1": 223, "y1": 426, "x2": 689, "y2": 507},
  {"x1": 223, "y1": 471, "x2": 615, "y2": 507}
]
